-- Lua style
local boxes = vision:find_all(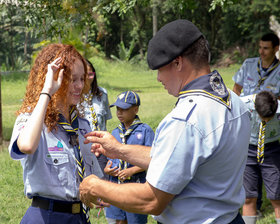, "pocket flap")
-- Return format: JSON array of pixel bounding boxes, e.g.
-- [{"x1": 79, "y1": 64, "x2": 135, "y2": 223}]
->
[{"x1": 45, "y1": 153, "x2": 69, "y2": 165}]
